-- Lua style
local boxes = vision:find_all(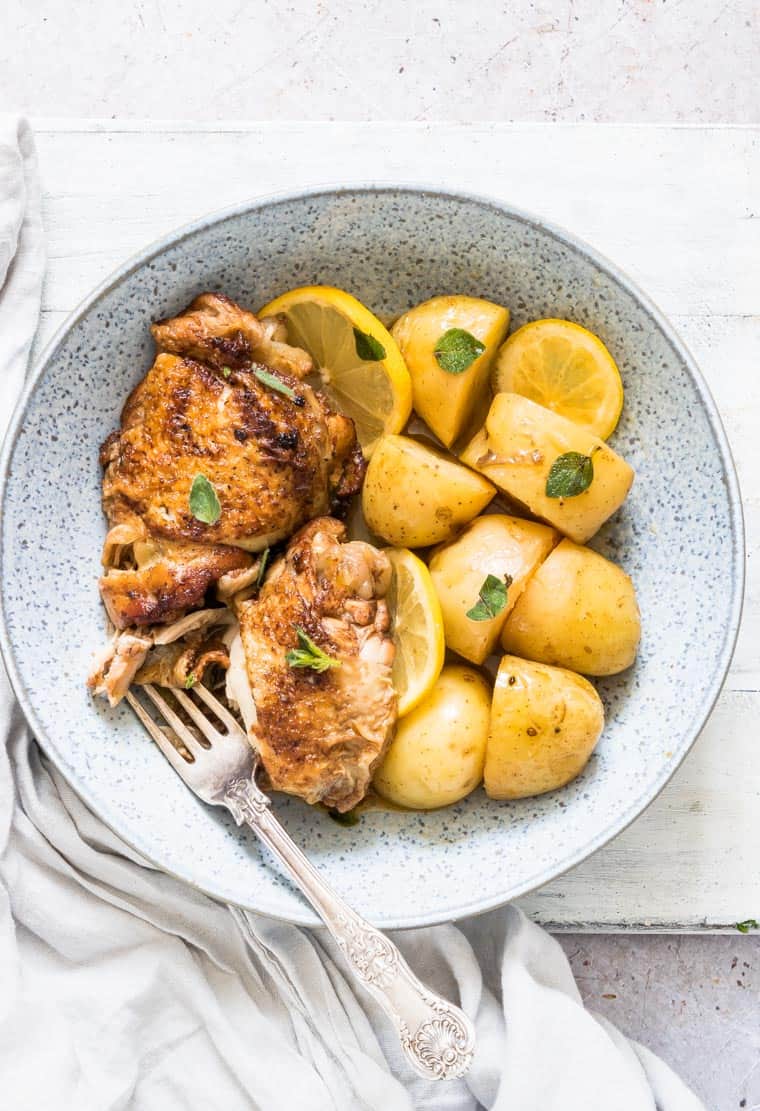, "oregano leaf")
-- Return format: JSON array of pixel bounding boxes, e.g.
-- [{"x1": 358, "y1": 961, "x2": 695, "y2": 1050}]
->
[
  {"x1": 434, "y1": 328, "x2": 485, "y2": 375},
  {"x1": 189, "y1": 474, "x2": 221, "y2": 525}
]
